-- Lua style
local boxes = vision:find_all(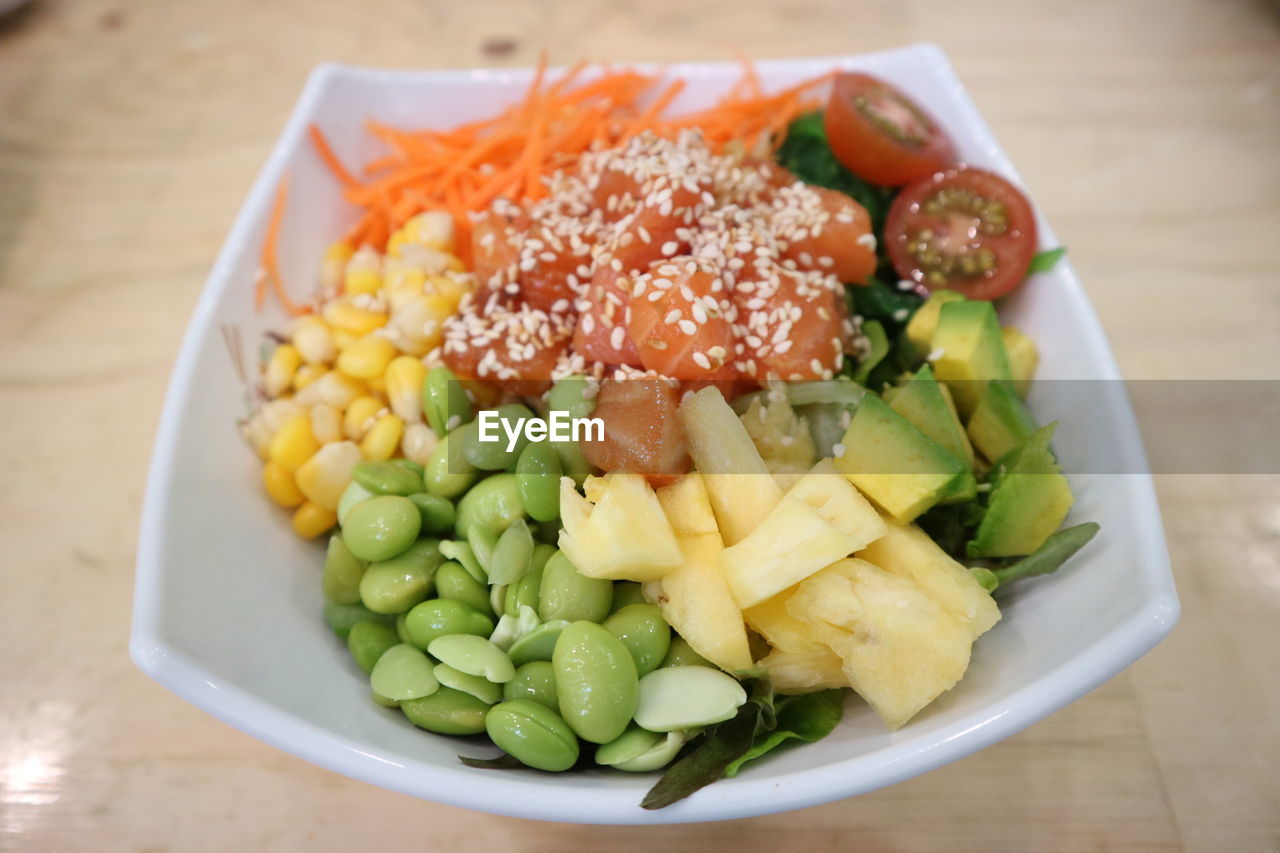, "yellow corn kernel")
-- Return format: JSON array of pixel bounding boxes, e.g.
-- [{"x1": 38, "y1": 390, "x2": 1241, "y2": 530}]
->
[
  {"x1": 294, "y1": 371, "x2": 365, "y2": 409},
  {"x1": 426, "y1": 273, "x2": 471, "y2": 309},
  {"x1": 262, "y1": 460, "x2": 305, "y2": 508},
  {"x1": 259, "y1": 398, "x2": 304, "y2": 432},
  {"x1": 361, "y1": 413, "x2": 404, "y2": 461},
  {"x1": 383, "y1": 266, "x2": 427, "y2": 312},
  {"x1": 295, "y1": 440, "x2": 362, "y2": 511},
  {"x1": 310, "y1": 404, "x2": 343, "y2": 445},
  {"x1": 264, "y1": 344, "x2": 301, "y2": 398},
  {"x1": 403, "y1": 210, "x2": 455, "y2": 252},
  {"x1": 337, "y1": 334, "x2": 397, "y2": 380},
  {"x1": 292, "y1": 502, "x2": 338, "y2": 539},
  {"x1": 321, "y1": 241, "x2": 355, "y2": 294},
  {"x1": 292, "y1": 317, "x2": 335, "y2": 364},
  {"x1": 324, "y1": 297, "x2": 388, "y2": 337},
  {"x1": 386, "y1": 228, "x2": 411, "y2": 259},
  {"x1": 330, "y1": 328, "x2": 359, "y2": 351},
  {"x1": 366, "y1": 375, "x2": 387, "y2": 394},
  {"x1": 243, "y1": 414, "x2": 273, "y2": 459},
  {"x1": 402, "y1": 421, "x2": 439, "y2": 466},
  {"x1": 345, "y1": 268, "x2": 382, "y2": 297},
  {"x1": 268, "y1": 413, "x2": 320, "y2": 473},
  {"x1": 385, "y1": 356, "x2": 426, "y2": 424},
  {"x1": 292, "y1": 363, "x2": 327, "y2": 392},
  {"x1": 398, "y1": 244, "x2": 465, "y2": 275},
  {"x1": 344, "y1": 396, "x2": 384, "y2": 441}
]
